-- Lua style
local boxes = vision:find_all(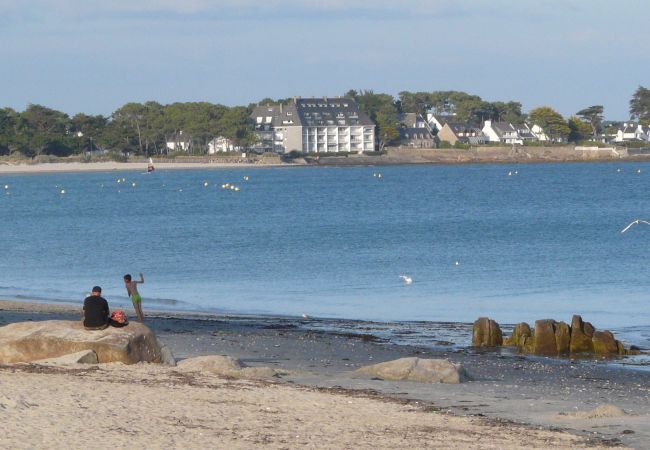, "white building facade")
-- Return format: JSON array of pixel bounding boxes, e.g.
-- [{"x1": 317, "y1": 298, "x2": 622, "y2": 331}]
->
[{"x1": 251, "y1": 97, "x2": 375, "y2": 153}]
